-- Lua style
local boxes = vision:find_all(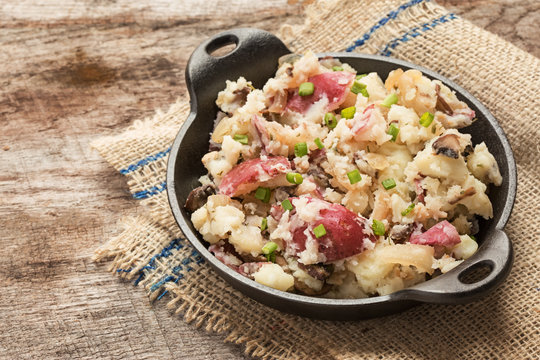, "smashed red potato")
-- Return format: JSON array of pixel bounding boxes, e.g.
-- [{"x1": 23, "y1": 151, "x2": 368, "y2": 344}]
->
[{"x1": 187, "y1": 52, "x2": 501, "y2": 298}]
